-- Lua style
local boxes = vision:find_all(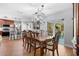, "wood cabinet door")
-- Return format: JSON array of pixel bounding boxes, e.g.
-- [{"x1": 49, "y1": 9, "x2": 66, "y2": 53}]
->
[{"x1": 76, "y1": 3, "x2": 79, "y2": 55}]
